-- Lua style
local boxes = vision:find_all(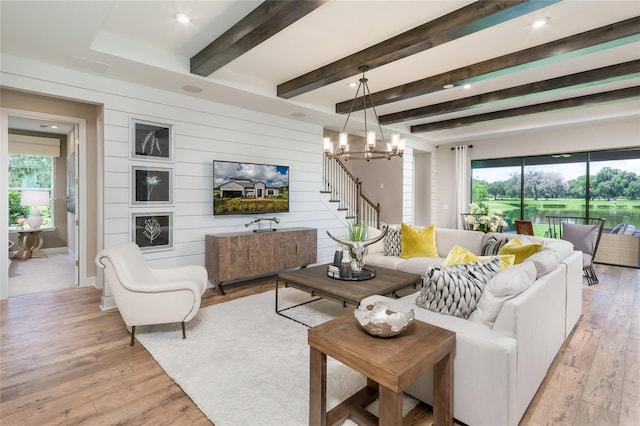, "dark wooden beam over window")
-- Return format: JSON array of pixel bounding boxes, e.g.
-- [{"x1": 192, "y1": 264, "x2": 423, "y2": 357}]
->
[
  {"x1": 380, "y1": 60, "x2": 640, "y2": 124},
  {"x1": 276, "y1": 0, "x2": 559, "y2": 99},
  {"x1": 337, "y1": 17, "x2": 640, "y2": 114},
  {"x1": 191, "y1": 0, "x2": 328, "y2": 77},
  {"x1": 410, "y1": 86, "x2": 640, "y2": 133}
]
